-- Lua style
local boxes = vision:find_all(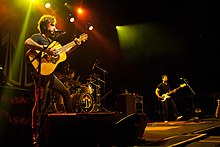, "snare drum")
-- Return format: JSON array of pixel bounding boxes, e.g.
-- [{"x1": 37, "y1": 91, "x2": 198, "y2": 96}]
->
[{"x1": 80, "y1": 84, "x2": 94, "y2": 94}]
